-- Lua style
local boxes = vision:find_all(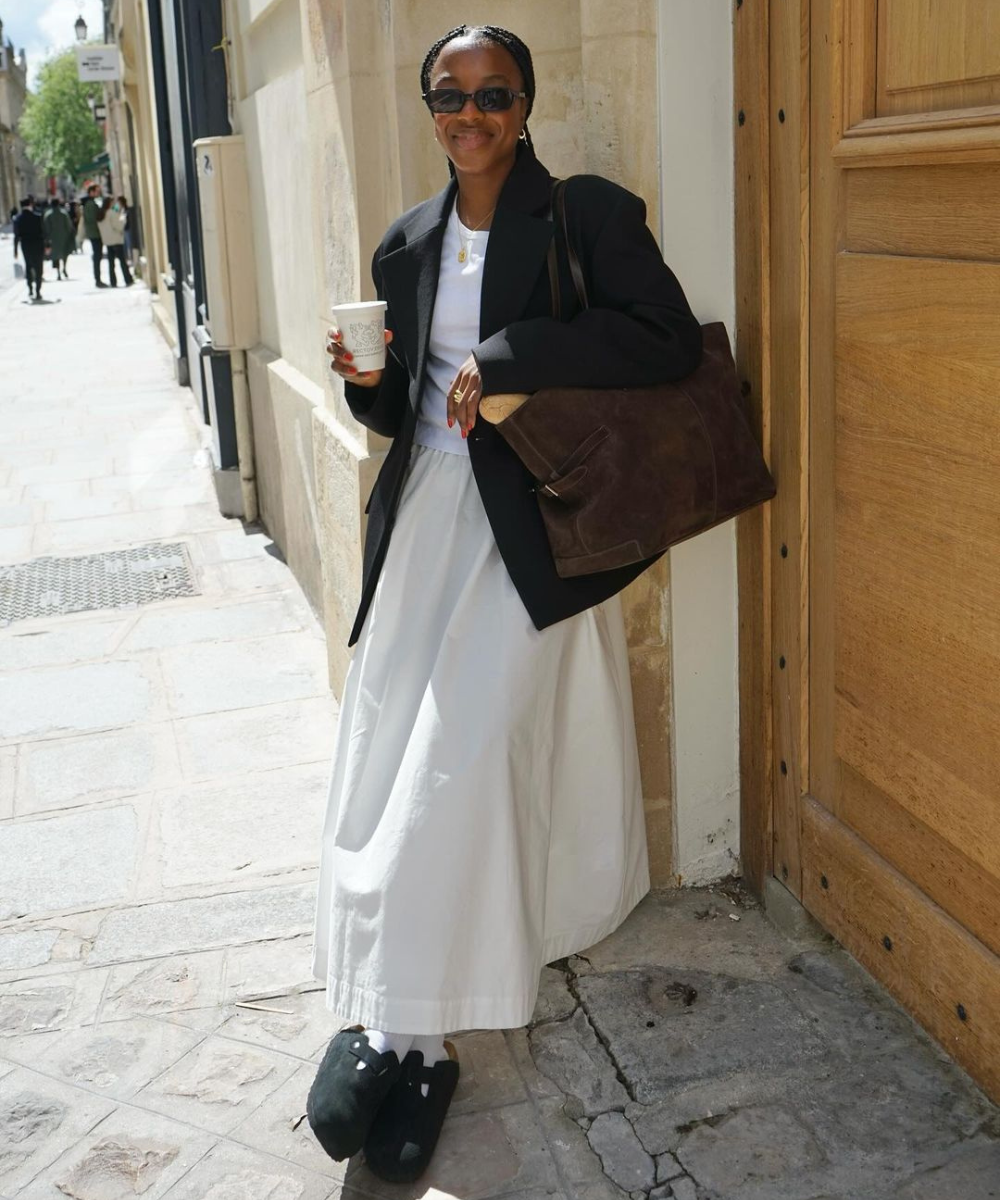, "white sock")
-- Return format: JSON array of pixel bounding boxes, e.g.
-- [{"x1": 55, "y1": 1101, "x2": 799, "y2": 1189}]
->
[
  {"x1": 411, "y1": 1035, "x2": 448, "y2": 1096},
  {"x1": 355, "y1": 1029, "x2": 413, "y2": 1071}
]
